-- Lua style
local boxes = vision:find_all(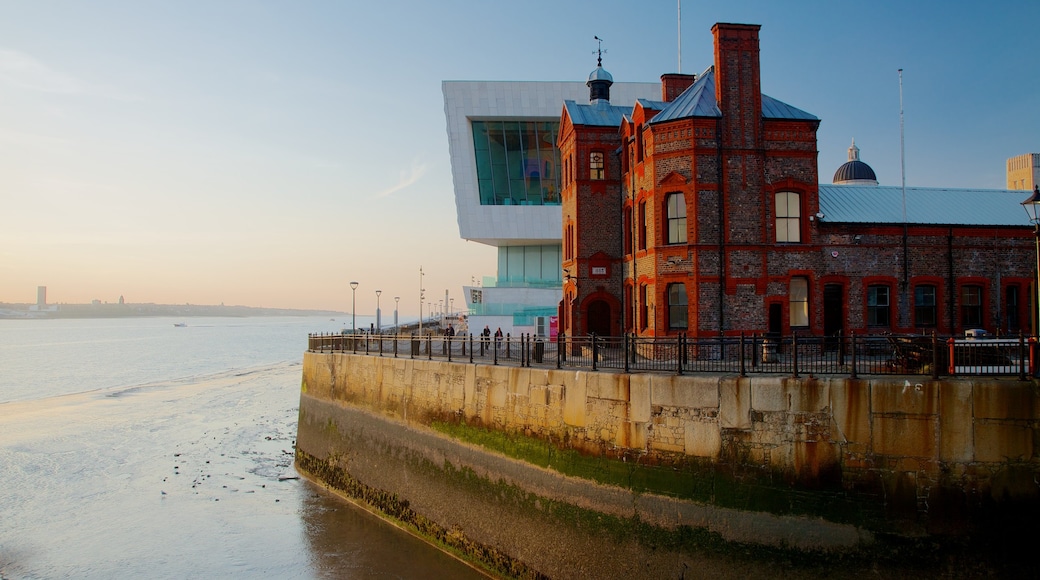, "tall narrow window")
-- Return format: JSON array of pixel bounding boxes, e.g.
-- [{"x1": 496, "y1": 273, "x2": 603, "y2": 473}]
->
[
  {"x1": 590, "y1": 151, "x2": 604, "y2": 180},
  {"x1": 915, "y1": 285, "x2": 937, "y2": 327},
  {"x1": 638, "y1": 201, "x2": 647, "y2": 250},
  {"x1": 1006, "y1": 286, "x2": 1021, "y2": 333},
  {"x1": 867, "y1": 285, "x2": 890, "y2": 327},
  {"x1": 789, "y1": 277, "x2": 809, "y2": 327},
  {"x1": 667, "y1": 284, "x2": 688, "y2": 329},
  {"x1": 639, "y1": 284, "x2": 649, "y2": 330},
  {"x1": 623, "y1": 207, "x2": 632, "y2": 255},
  {"x1": 961, "y1": 285, "x2": 983, "y2": 328},
  {"x1": 775, "y1": 192, "x2": 801, "y2": 243},
  {"x1": 665, "y1": 193, "x2": 687, "y2": 244}
]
